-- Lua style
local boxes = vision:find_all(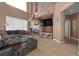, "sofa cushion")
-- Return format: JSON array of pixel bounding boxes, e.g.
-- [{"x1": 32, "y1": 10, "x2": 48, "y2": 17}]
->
[
  {"x1": 0, "y1": 34, "x2": 2, "y2": 40},
  {"x1": 2, "y1": 35, "x2": 21, "y2": 45},
  {"x1": 0, "y1": 47, "x2": 15, "y2": 56},
  {"x1": 0, "y1": 40, "x2": 5, "y2": 48},
  {"x1": 0, "y1": 31, "x2": 7, "y2": 37}
]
